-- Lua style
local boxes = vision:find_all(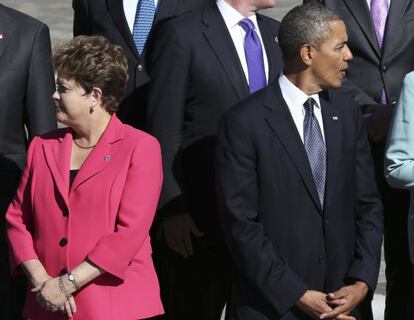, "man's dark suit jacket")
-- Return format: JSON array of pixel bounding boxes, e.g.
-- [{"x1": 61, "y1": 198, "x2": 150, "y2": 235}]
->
[
  {"x1": 311, "y1": 0, "x2": 414, "y2": 106},
  {"x1": 216, "y1": 82, "x2": 383, "y2": 320},
  {"x1": 0, "y1": 4, "x2": 56, "y2": 241},
  {"x1": 146, "y1": 0, "x2": 283, "y2": 241},
  {"x1": 72, "y1": 0, "x2": 205, "y2": 128}
]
